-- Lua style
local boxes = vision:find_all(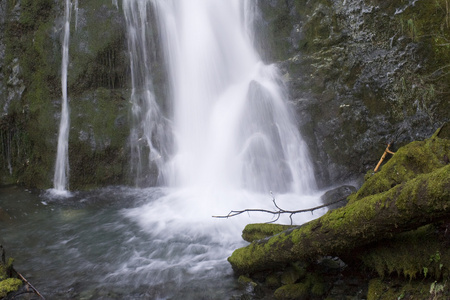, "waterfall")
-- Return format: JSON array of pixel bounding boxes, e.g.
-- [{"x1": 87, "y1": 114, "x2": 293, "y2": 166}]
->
[
  {"x1": 53, "y1": 0, "x2": 72, "y2": 194},
  {"x1": 119, "y1": 1, "x2": 322, "y2": 290},
  {"x1": 125, "y1": 0, "x2": 316, "y2": 194},
  {"x1": 123, "y1": 0, "x2": 173, "y2": 187}
]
